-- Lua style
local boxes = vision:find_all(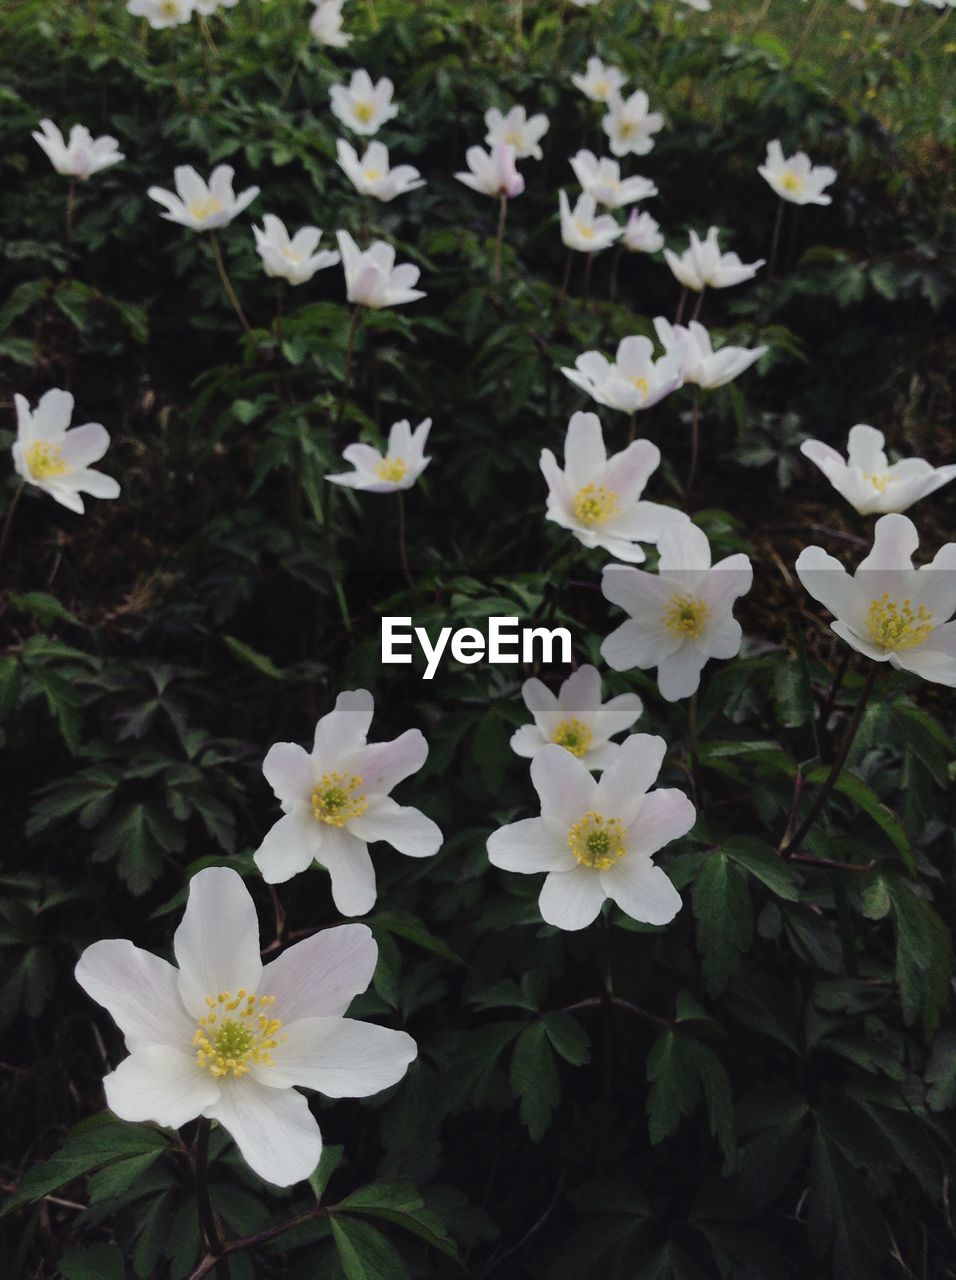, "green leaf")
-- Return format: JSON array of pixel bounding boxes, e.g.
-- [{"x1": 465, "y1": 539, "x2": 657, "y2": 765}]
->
[
  {"x1": 691, "y1": 852, "x2": 753, "y2": 996},
  {"x1": 510, "y1": 1020, "x2": 559, "y2": 1141},
  {"x1": 222, "y1": 635, "x2": 286, "y2": 680},
  {"x1": 543, "y1": 1010, "x2": 591, "y2": 1066},
  {"x1": 646, "y1": 1030, "x2": 700, "y2": 1145},
  {"x1": 0, "y1": 655, "x2": 21, "y2": 720},
  {"x1": 59, "y1": 1244, "x2": 125, "y2": 1280},
  {"x1": 370, "y1": 911, "x2": 462, "y2": 966},
  {"x1": 721, "y1": 835, "x2": 799, "y2": 901},
  {"x1": 329, "y1": 1213, "x2": 410, "y2": 1280},
  {"x1": 11, "y1": 592, "x2": 81, "y2": 628},
  {"x1": 806, "y1": 766, "x2": 915, "y2": 874},
  {"x1": 335, "y1": 1180, "x2": 460, "y2": 1262}
]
